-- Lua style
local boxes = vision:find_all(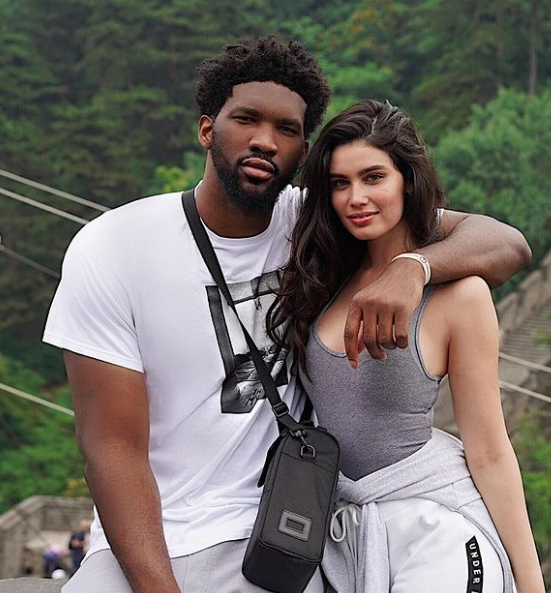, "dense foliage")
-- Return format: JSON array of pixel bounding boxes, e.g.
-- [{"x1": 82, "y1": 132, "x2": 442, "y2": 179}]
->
[
  {"x1": 436, "y1": 88, "x2": 551, "y2": 298},
  {"x1": 0, "y1": 353, "x2": 83, "y2": 513},
  {"x1": 1, "y1": 0, "x2": 551, "y2": 574},
  {"x1": 515, "y1": 409, "x2": 551, "y2": 580}
]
